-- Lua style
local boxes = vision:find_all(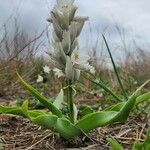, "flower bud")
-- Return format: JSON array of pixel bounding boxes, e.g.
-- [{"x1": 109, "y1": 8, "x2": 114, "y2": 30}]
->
[
  {"x1": 62, "y1": 31, "x2": 71, "y2": 54},
  {"x1": 65, "y1": 56, "x2": 80, "y2": 82}
]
